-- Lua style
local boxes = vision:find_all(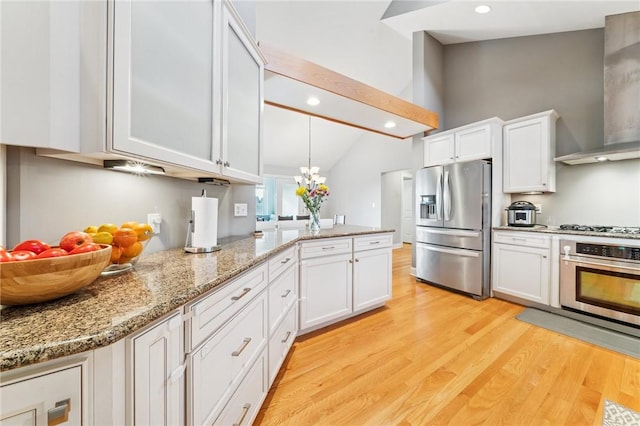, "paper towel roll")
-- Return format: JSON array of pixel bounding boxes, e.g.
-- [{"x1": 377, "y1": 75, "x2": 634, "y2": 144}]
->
[{"x1": 191, "y1": 197, "x2": 218, "y2": 248}]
